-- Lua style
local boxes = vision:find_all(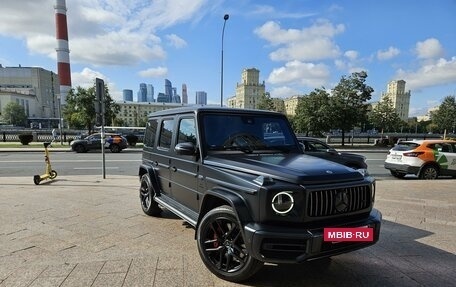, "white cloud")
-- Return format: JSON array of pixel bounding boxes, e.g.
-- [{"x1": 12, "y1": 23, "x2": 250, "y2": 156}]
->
[
  {"x1": 166, "y1": 34, "x2": 187, "y2": 49},
  {"x1": 267, "y1": 60, "x2": 330, "y2": 88},
  {"x1": 254, "y1": 19, "x2": 344, "y2": 61},
  {"x1": 250, "y1": 5, "x2": 316, "y2": 19},
  {"x1": 395, "y1": 57, "x2": 456, "y2": 91},
  {"x1": 377, "y1": 46, "x2": 400, "y2": 60},
  {"x1": 138, "y1": 66, "x2": 168, "y2": 78},
  {"x1": 344, "y1": 50, "x2": 358, "y2": 61},
  {"x1": 415, "y1": 38, "x2": 444, "y2": 59},
  {"x1": 269, "y1": 86, "x2": 301, "y2": 98}
]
